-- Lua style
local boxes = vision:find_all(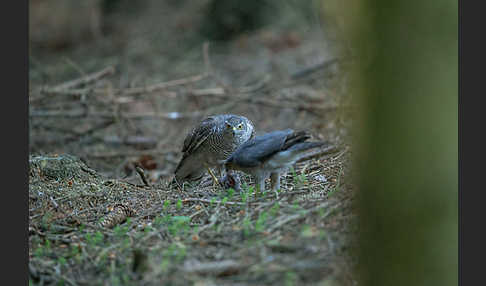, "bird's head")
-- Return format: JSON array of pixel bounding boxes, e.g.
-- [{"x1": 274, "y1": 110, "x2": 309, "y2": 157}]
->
[{"x1": 223, "y1": 118, "x2": 251, "y2": 141}]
